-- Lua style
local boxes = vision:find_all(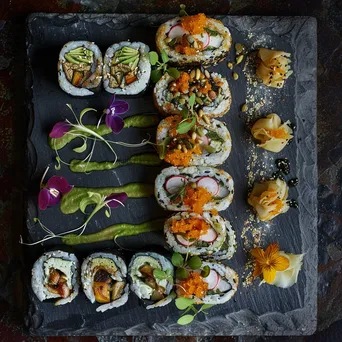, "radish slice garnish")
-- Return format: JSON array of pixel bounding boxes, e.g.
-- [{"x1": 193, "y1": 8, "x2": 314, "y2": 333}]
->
[
  {"x1": 175, "y1": 234, "x2": 196, "y2": 247},
  {"x1": 196, "y1": 176, "x2": 219, "y2": 196},
  {"x1": 168, "y1": 24, "x2": 187, "y2": 39},
  {"x1": 209, "y1": 35, "x2": 223, "y2": 48},
  {"x1": 165, "y1": 176, "x2": 188, "y2": 194},
  {"x1": 216, "y1": 279, "x2": 232, "y2": 292},
  {"x1": 192, "y1": 32, "x2": 210, "y2": 49},
  {"x1": 216, "y1": 185, "x2": 230, "y2": 198},
  {"x1": 203, "y1": 269, "x2": 220, "y2": 290},
  {"x1": 199, "y1": 228, "x2": 218, "y2": 243}
]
